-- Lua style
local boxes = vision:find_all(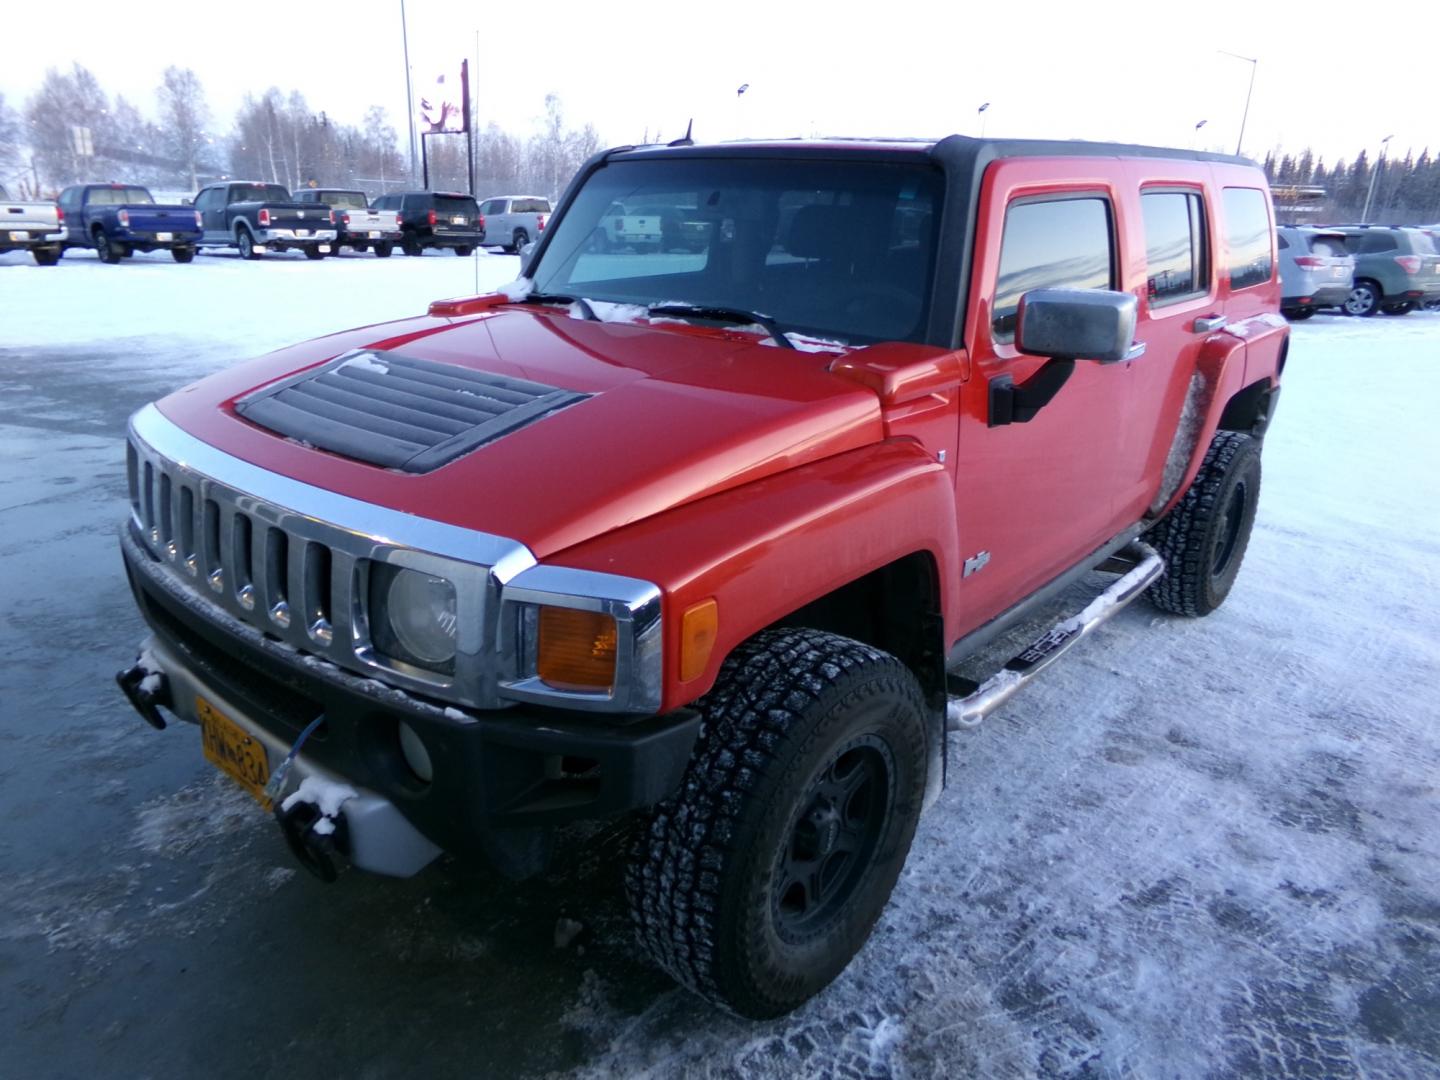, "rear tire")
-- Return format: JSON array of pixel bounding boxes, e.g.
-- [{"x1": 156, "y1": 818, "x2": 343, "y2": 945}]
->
[
  {"x1": 304, "y1": 246, "x2": 326, "y2": 260},
  {"x1": 373, "y1": 242, "x2": 393, "y2": 258},
  {"x1": 626, "y1": 627, "x2": 928, "y2": 1019},
  {"x1": 352, "y1": 242, "x2": 369, "y2": 253},
  {"x1": 402, "y1": 236, "x2": 422, "y2": 257},
  {"x1": 511, "y1": 229, "x2": 528, "y2": 253},
  {"x1": 454, "y1": 245, "x2": 473, "y2": 257},
  {"x1": 1282, "y1": 308, "x2": 1314, "y2": 321},
  {"x1": 171, "y1": 247, "x2": 195, "y2": 264},
  {"x1": 95, "y1": 231, "x2": 121, "y2": 264},
  {"x1": 32, "y1": 246, "x2": 61, "y2": 266},
  {"x1": 1343, "y1": 280, "x2": 1381, "y2": 317},
  {"x1": 1381, "y1": 302, "x2": 1414, "y2": 315},
  {"x1": 237, "y1": 227, "x2": 261, "y2": 260},
  {"x1": 1147, "y1": 431, "x2": 1262, "y2": 617}
]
